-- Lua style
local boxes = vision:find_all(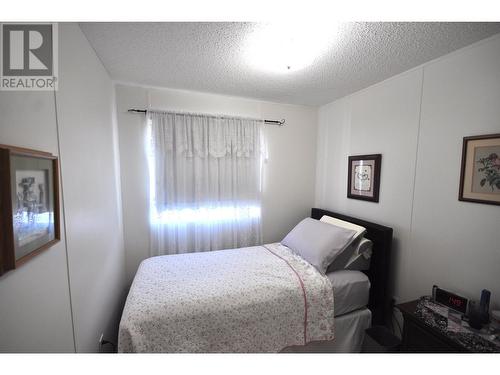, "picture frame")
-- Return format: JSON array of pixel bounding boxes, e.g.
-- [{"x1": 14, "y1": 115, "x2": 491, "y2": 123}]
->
[
  {"x1": 347, "y1": 154, "x2": 382, "y2": 202},
  {"x1": 459, "y1": 133, "x2": 500, "y2": 206},
  {"x1": 0, "y1": 144, "x2": 60, "y2": 276}
]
